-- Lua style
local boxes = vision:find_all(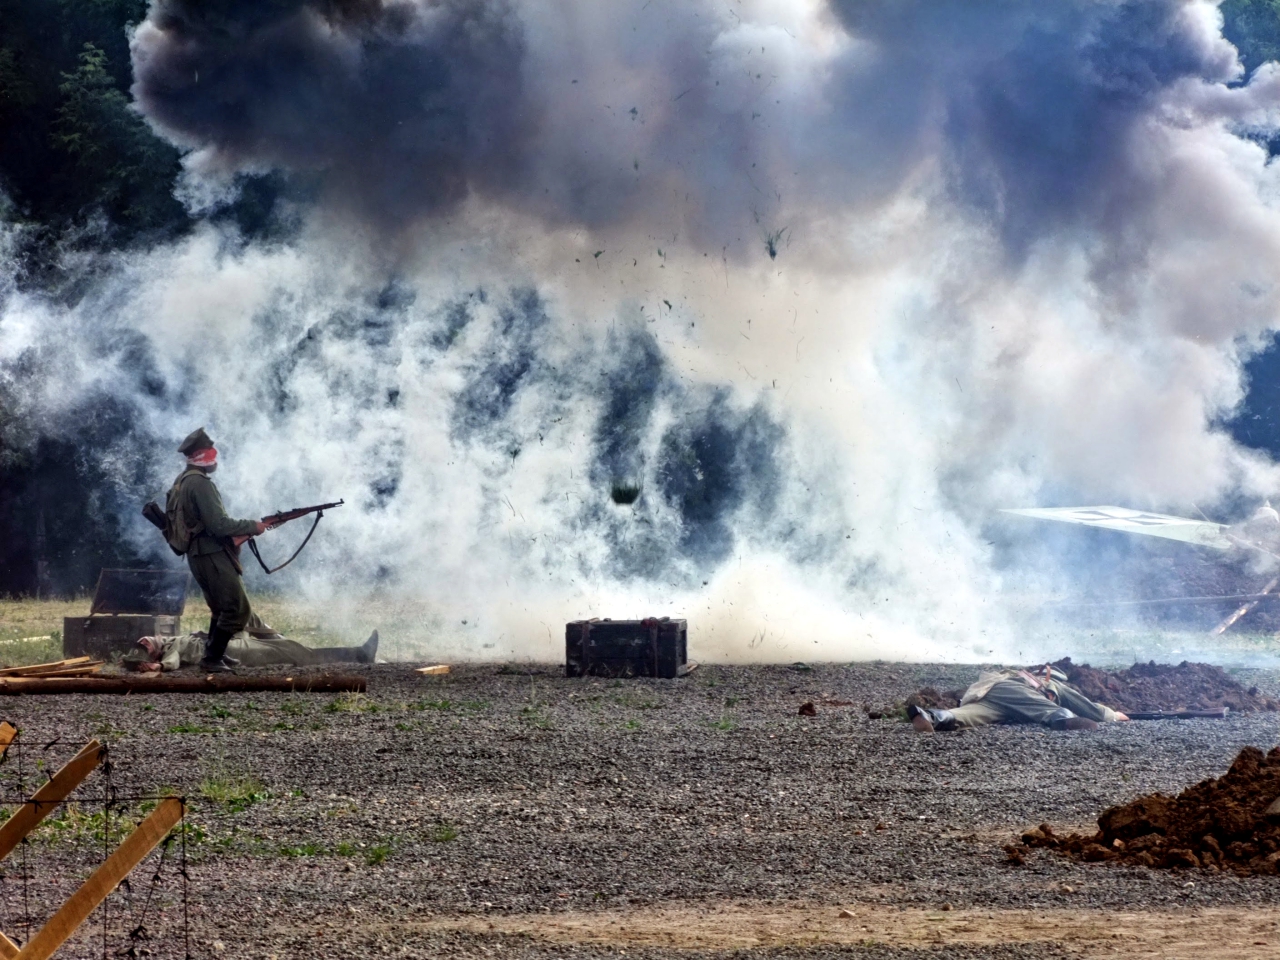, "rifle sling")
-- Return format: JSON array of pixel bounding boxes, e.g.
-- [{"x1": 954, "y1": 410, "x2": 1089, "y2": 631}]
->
[{"x1": 247, "y1": 510, "x2": 326, "y2": 575}]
